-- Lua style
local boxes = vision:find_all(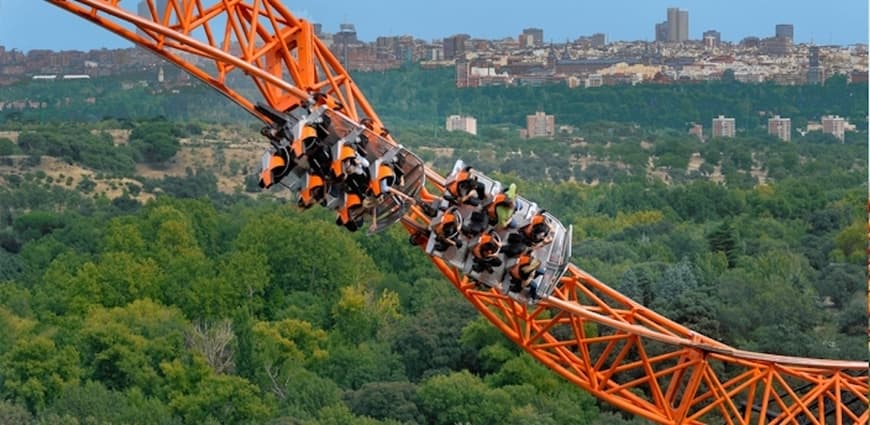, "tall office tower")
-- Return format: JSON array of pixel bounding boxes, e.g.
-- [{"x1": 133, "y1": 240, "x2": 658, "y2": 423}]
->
[
  {"x1": 775, "y1": 24, "x2": 794, "y2": 41},
  {"x1": 666, "y1": 8, "x2": 689, "y2": 42},
  {"x1": 521, "y1": 28, "x2": 544, "y2": 47},
  {"x1": 526, "y1": 111, "x2": 555, "y2": 138},
  {"x1": 678, "y1": 10, "x2": 689, "y2": 41},
  {"x1": 703, "y1": 30, "x2": 721, "y2": 47},
  {"x1": 712, "y1": 115, "x2": 736, "y2": 138},
  {"x1": 821, "y1": 115, "x2": 845, "y2": 142},
  {"x1": 655, "y1": 21, "x2": 669, "y2": 42},
  {"x1": 767, "y1": 115, "x2": 791, "y2": 141}
]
